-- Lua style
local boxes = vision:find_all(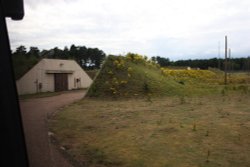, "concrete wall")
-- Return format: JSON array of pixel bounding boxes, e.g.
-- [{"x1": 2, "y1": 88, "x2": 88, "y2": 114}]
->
[{"x1": 16, "y1": 59, "x2": 92, "y2": 95}]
